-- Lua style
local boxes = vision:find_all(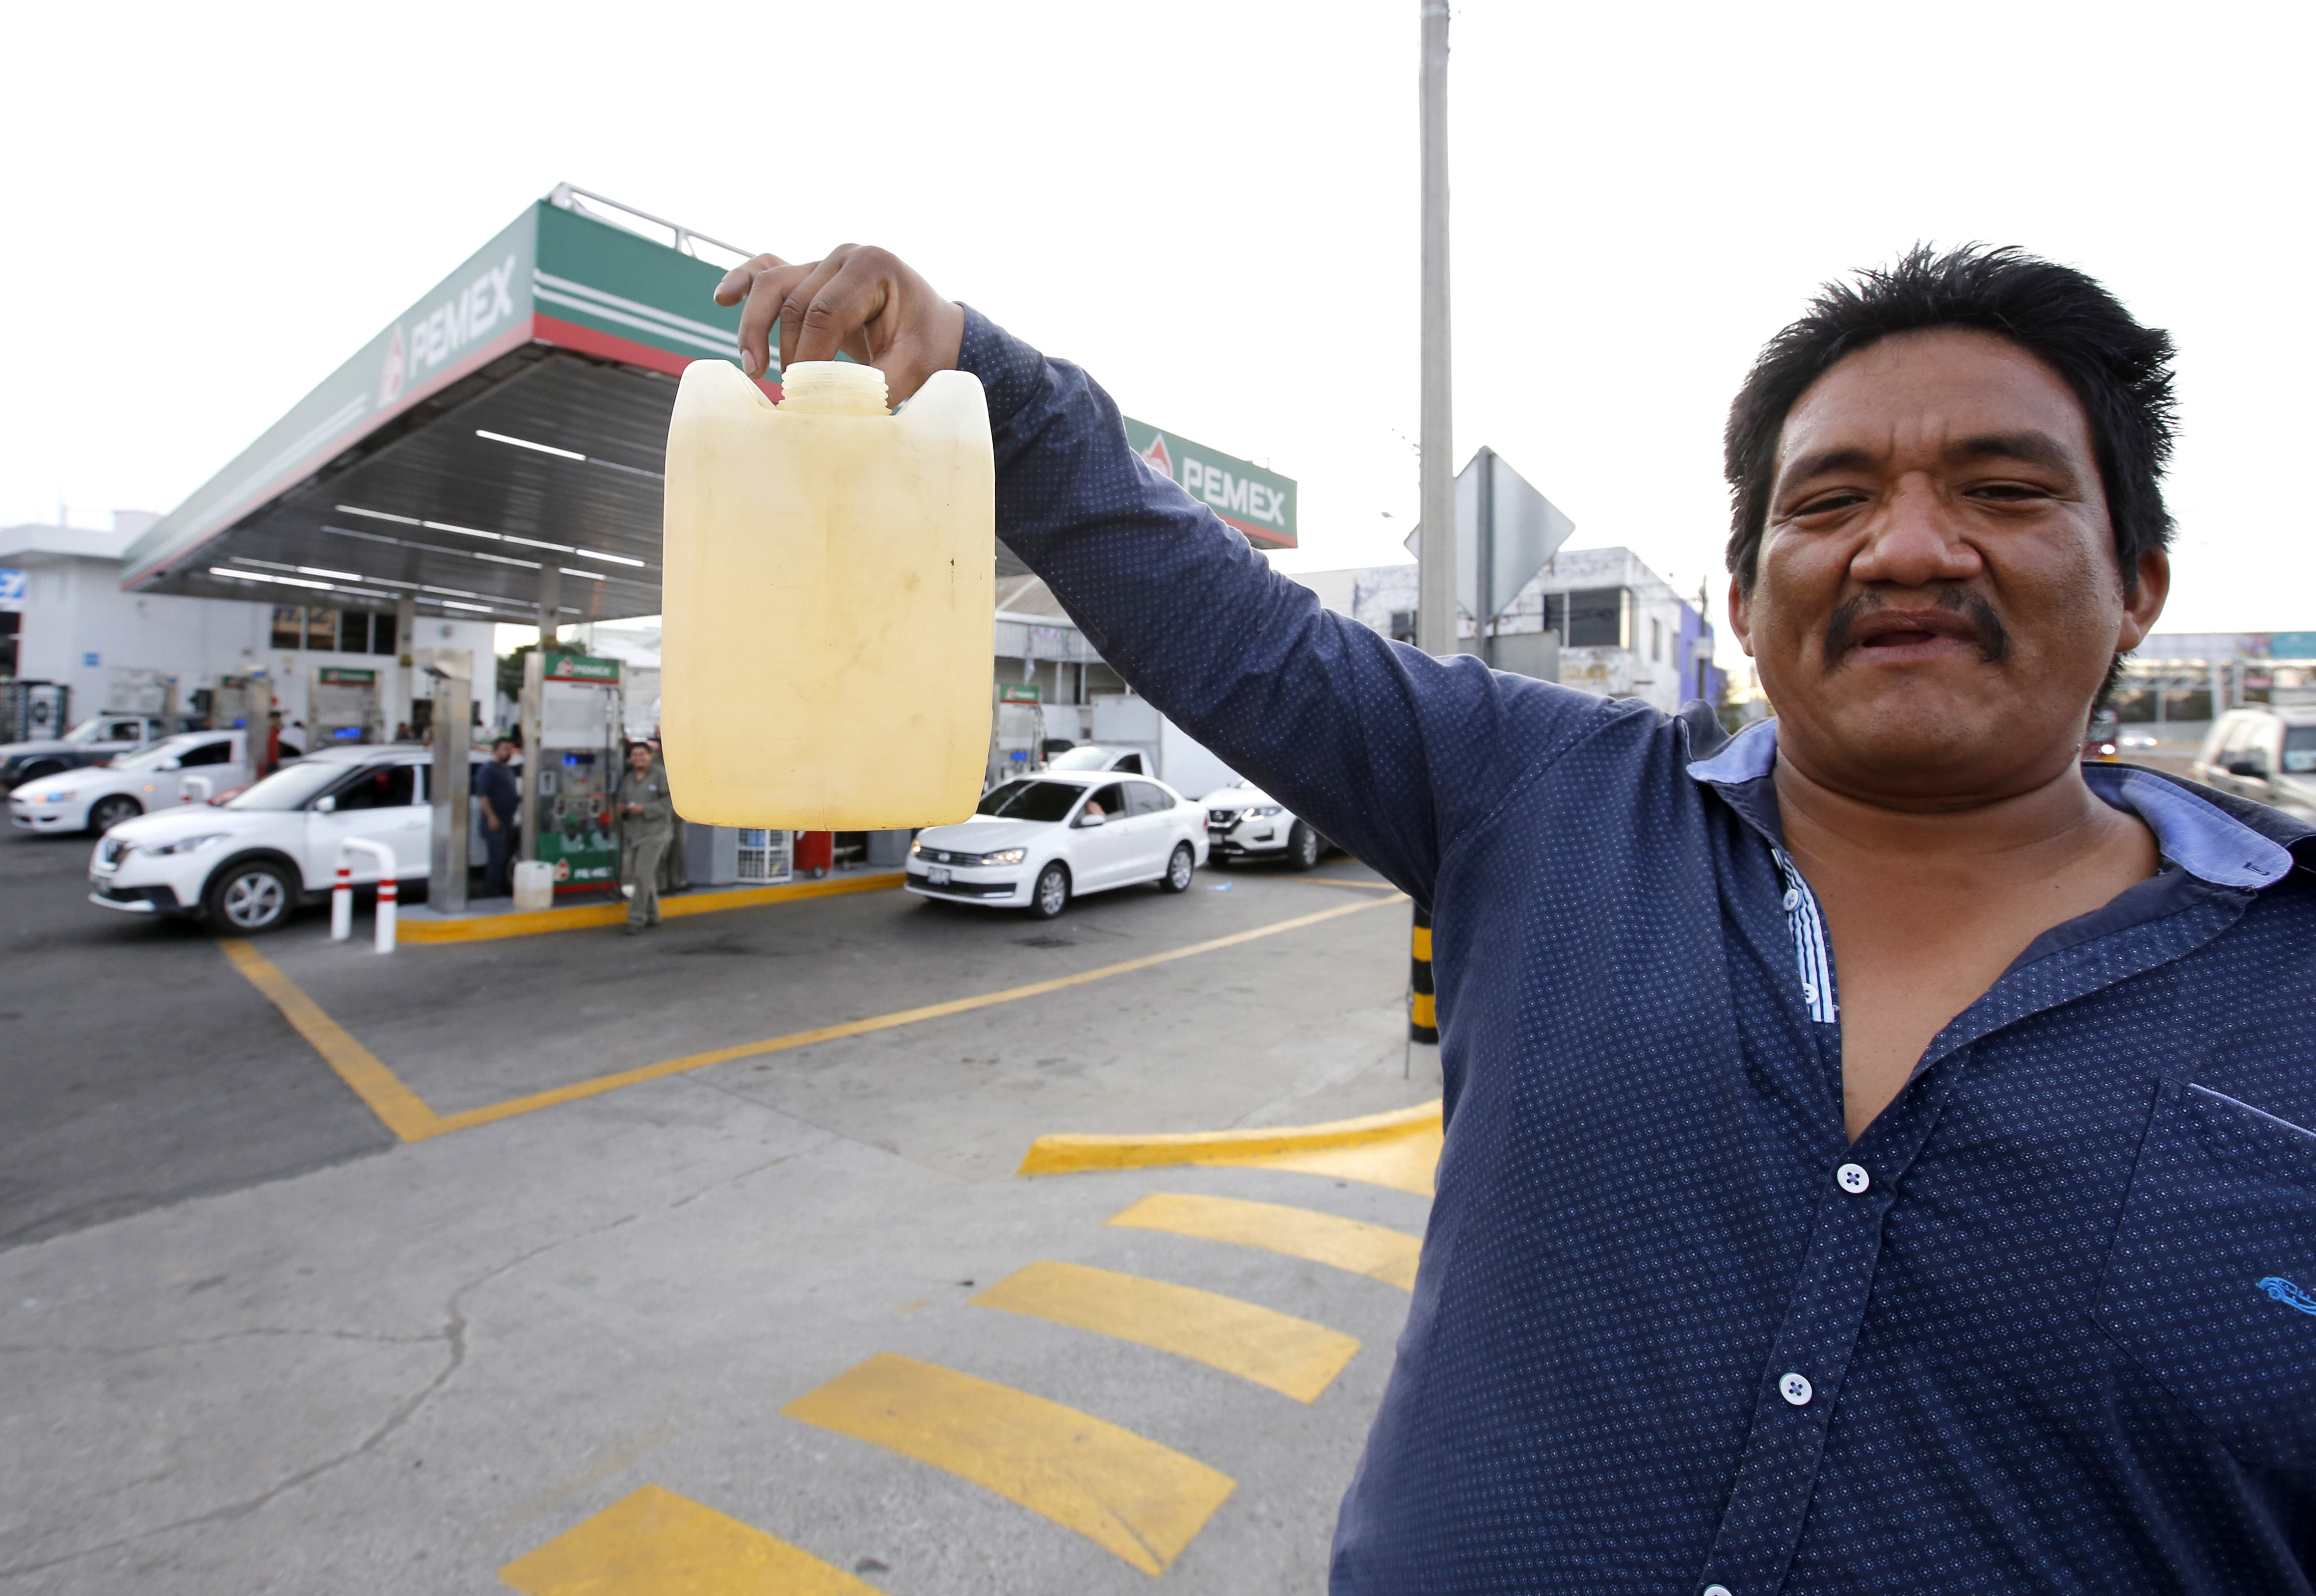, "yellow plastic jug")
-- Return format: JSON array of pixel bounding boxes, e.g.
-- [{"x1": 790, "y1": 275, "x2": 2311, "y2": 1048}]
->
[{"x1": 659, "y1": 358, "x2": 994, "y2": 829}]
